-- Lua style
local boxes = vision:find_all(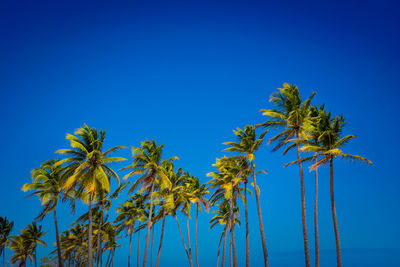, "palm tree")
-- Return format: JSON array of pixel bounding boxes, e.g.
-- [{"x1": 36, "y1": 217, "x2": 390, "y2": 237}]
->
[
  {"x1": 120, "y1": 140, "x2": 177, "y2": 267},
  {"x1": 223, "y1": 125, "x2": 268, "y2": 267},
  {"x1": 300, "y1": 113, "x2": 372, "y2": 267},
  {"x1": 56, "y1": 124, "x2": 127, "y2": 267},
  {"x1": 22, "y1": 159, "x2": 70, "y2": 267},
  {"x1": 9, "y1": 234, "x2": 31, "y2": 267},
  {"x1": 186, "y1": 175, "x2": 209, "y2": 267},
  {"x1": 208, "y1": 156, "x2": 248, "y2": 267},
  {"x1": 22, "y1": 222, "x2": 47, "y2": 267},
  {"x1": 59, "y1": 224, "x2": 88, "y2": 266},
  {"x1": 0, "y1": 217, "x2": 14, "y2": 267},
  {"x1": 209, "y1": 200, "x2": 240, "y2": 267},
  {"x1": 258, "y1": 83, "x2": 315, "y2": 267}
]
